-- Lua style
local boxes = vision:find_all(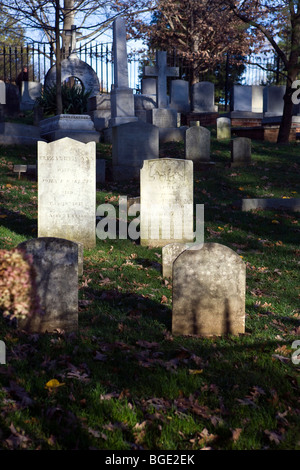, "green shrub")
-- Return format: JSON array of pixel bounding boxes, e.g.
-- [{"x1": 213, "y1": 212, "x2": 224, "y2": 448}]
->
[
  {"x1": 37, "y1": 83, "x2": 92, "y2": 116},
  {"x1": 0, "y1": 248, "x2": 40, "y2": 319}
]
